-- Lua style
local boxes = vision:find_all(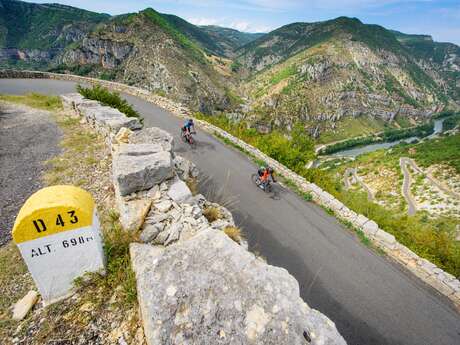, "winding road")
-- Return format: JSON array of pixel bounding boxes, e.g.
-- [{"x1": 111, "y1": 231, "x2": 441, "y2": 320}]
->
[
  {"x1": 343, "y1": 168, "x2": 375, "y2": 201},
  {"x1": 2, "y1": 79, "x2": 460, "y2": 345},
  {"x1": 400, "y1": 158, "x2": 417, "y2": 216}
]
